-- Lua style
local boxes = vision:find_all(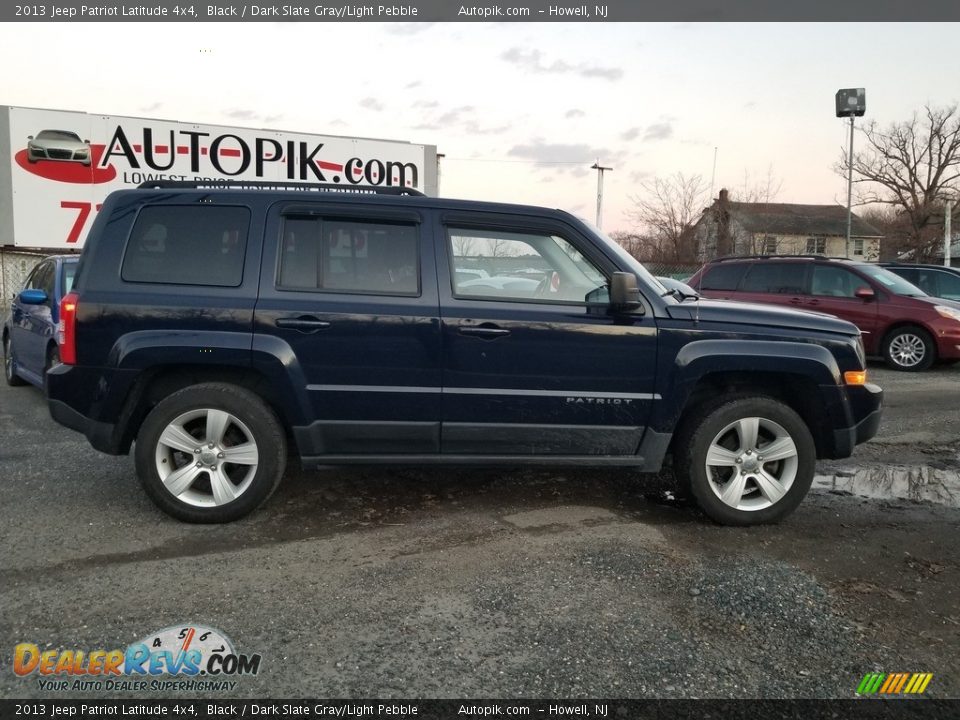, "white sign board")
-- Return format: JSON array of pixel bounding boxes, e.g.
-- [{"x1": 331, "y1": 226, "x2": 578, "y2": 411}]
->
[{"x1": 0, "y1": 106, "x2": 436, "y2": 249}]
